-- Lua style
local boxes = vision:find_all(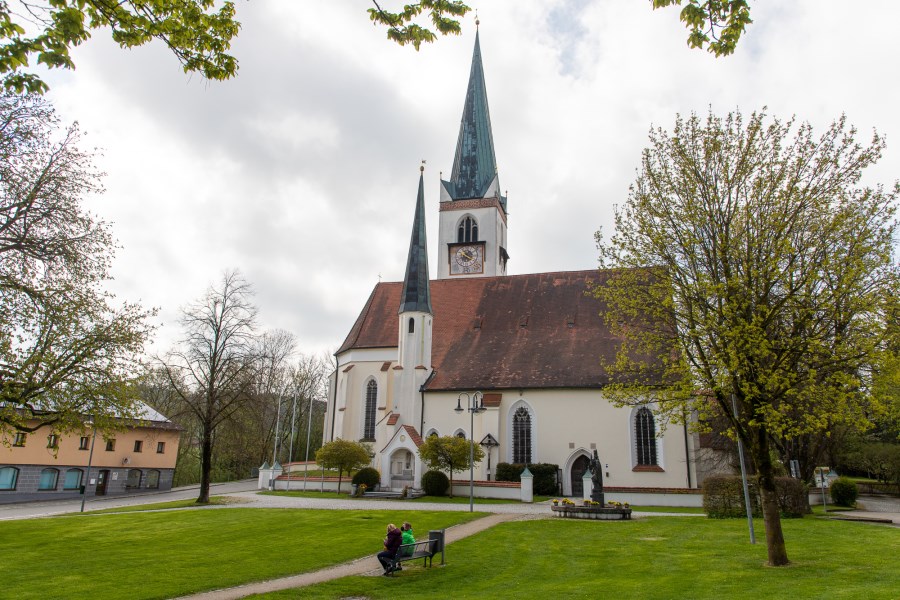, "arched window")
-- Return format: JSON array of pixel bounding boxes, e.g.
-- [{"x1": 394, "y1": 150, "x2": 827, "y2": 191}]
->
[
  {"x1": 39, "y1": 468, "x2": 59, "y2": 490},
  {"x1": 63, "y1": 469, "x2": 83, "y2": 490},
  {"x1": 512, "y1": 406, "x2": 532, "y2": 464},
  {"x1": 408, "y1": 317, "x2": 415, "y2": 333},
  {"x1": 125, "y1": 469, "x2": 142, "y2": 489},
  {"x1": 457, "y1": 216, "x2": 478, "y2": 242},
  {"x1": 635, "y1": 407, "x2": 658, "y2": 466},
  {"x1": 146, "y1": 470, "x2": 160, "y2": 489},
  {"x1": 455, "y1": 430, "x2": 466, "y2": 439},
  {"x1": 425, "y1": 429, "x2": 439, "y2": 438},
  {"x1": 0, "y1": 467, "x2": 18, "y2": 490},
  {"x1": 363, "y1": 379, "x2": 377, "y2": 440}
]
